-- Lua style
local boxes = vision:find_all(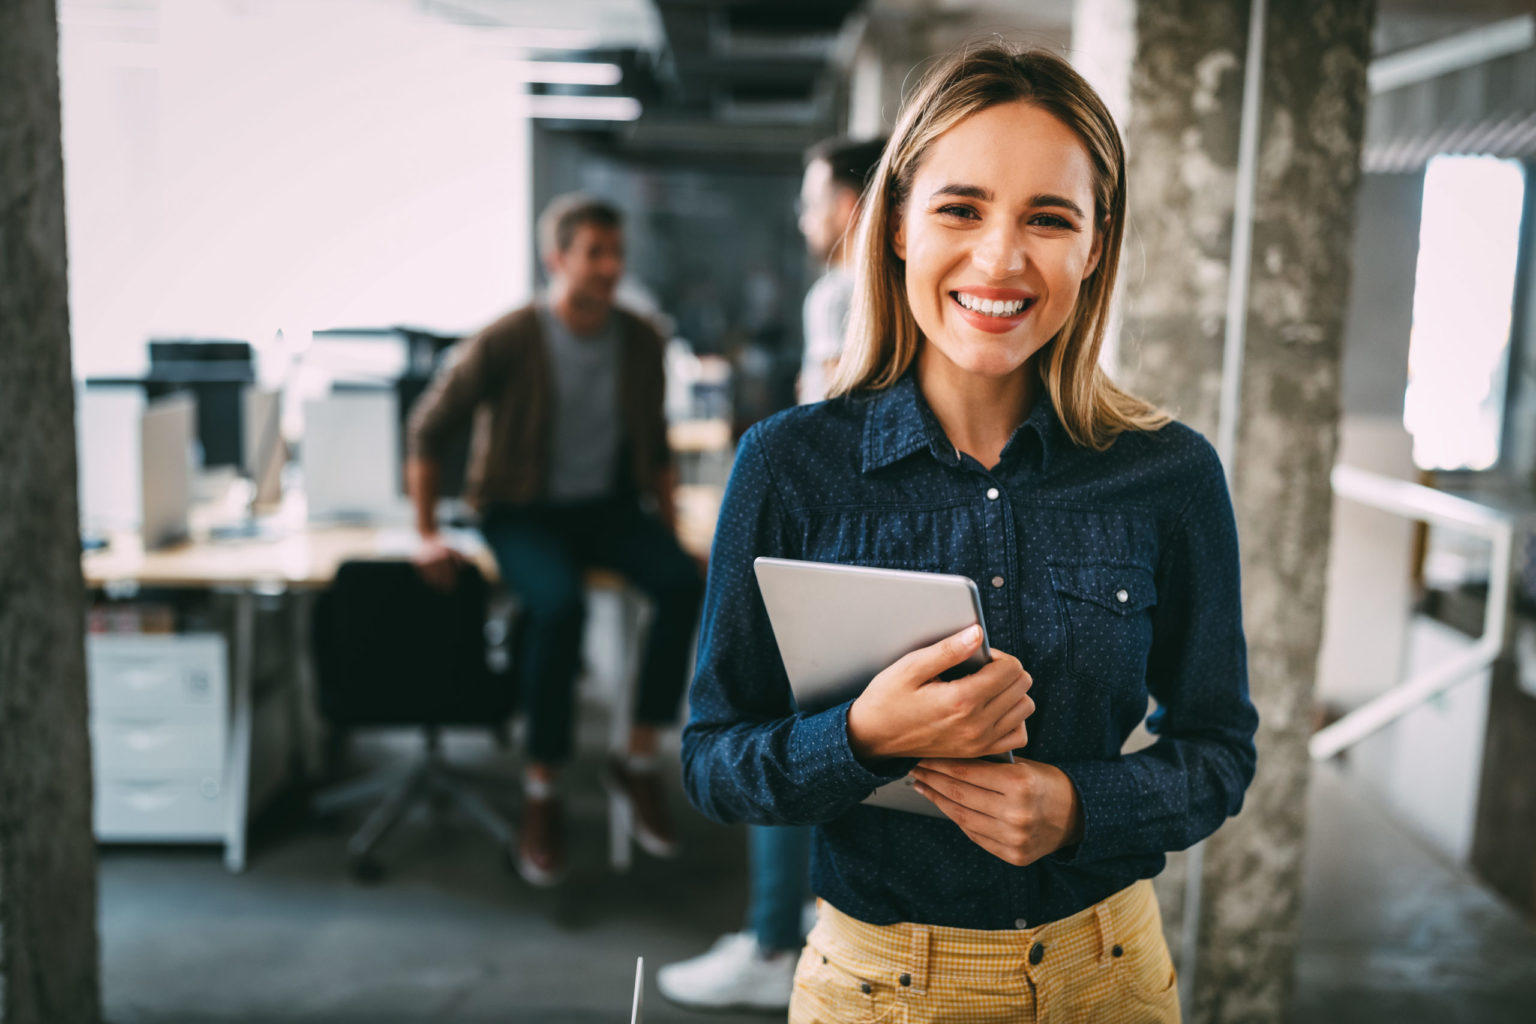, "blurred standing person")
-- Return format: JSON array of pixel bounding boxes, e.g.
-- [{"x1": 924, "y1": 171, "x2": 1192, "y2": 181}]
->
[
  {"x1": 406, "y1": 194, "x2": 703, "y2": 888},
  {"x1": 658, "y1": 135, "x2": 886, "y2": 1014},
  {"x1": 796, "y1": 137, "x2": 888, "y2": 405}
]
